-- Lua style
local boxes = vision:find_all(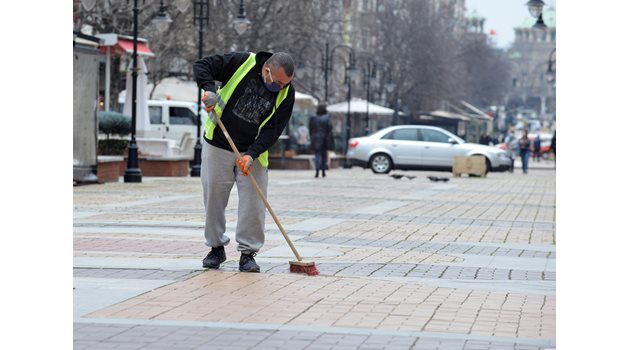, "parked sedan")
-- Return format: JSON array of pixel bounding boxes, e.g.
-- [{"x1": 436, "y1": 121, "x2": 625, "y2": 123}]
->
[{"x1": 346, "y1": 125, "x2": 513, "y2": 174}]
